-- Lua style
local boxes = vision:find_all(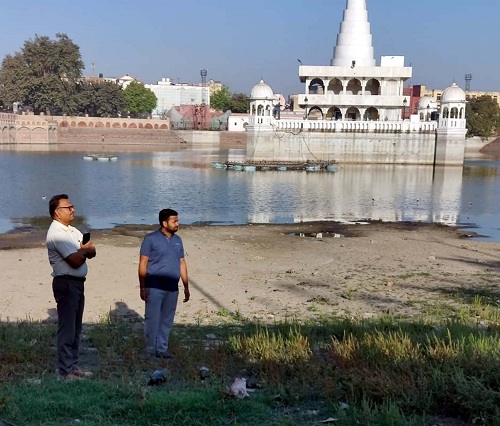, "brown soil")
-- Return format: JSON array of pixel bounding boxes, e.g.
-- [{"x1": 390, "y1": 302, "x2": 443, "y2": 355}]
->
[{"x1": 1, "y1": 222, "x2": 498, "y2": 325}]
